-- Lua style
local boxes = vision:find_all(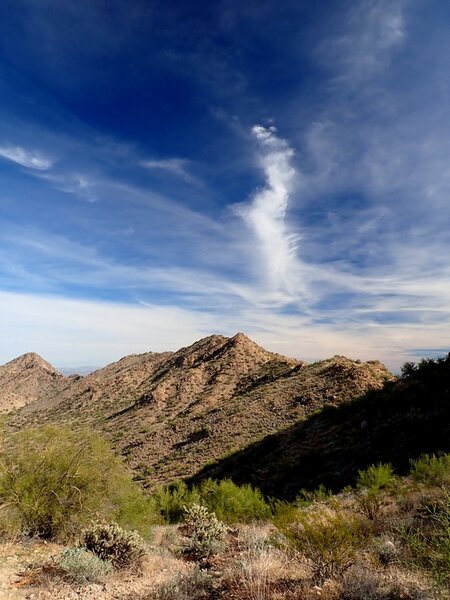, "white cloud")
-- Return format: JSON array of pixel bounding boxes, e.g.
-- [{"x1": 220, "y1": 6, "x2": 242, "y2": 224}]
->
[
  {"x1": 37, "y1": 171, "x2": 98, "y2": 202},
  {"x1": 140, "y1": 157, "x2": 199, "y2": 184},
  {"x1": 1, "y1": 288, "x2": 449, "y2": 373},
  {"x1": 0, "y1": 291, "x2": 217, "y2": 367},
  {"x1": 236, "y1": 125, "x2": 299, "y2": 297},
  {"x1": 0, "y1": 145, "x2": 52, "y2": 170}
]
